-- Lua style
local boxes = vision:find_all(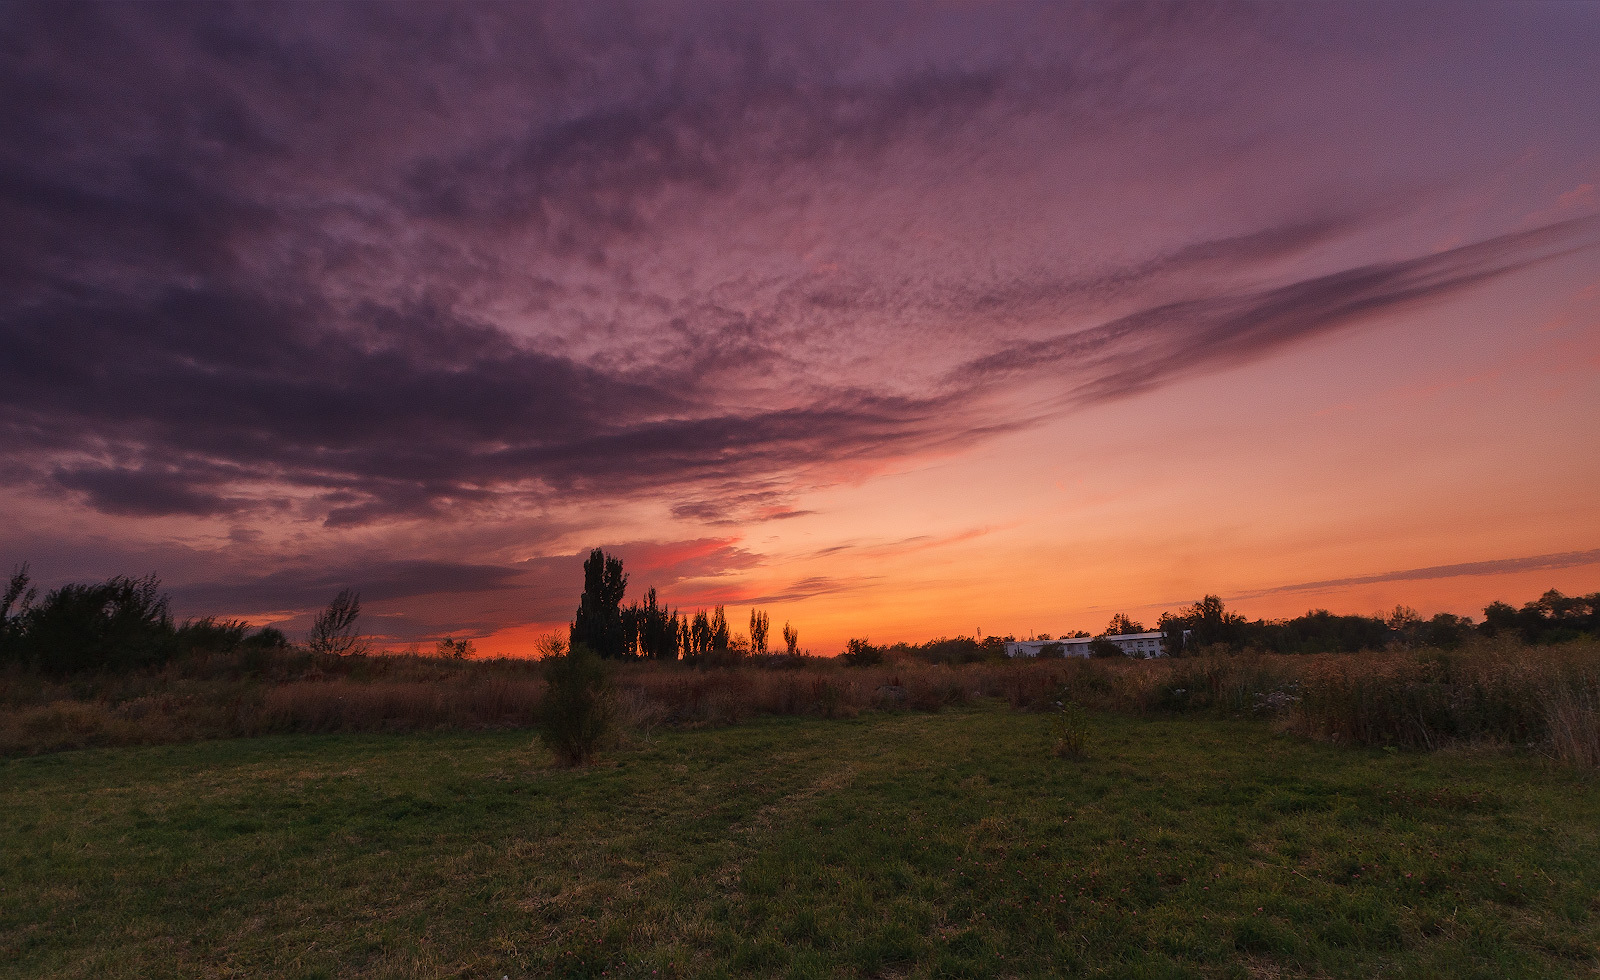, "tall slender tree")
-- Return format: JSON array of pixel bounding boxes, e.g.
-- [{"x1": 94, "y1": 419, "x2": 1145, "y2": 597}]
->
[
  {"x1": 710, "y1": 605, "x2": 730, "y2": 652},
  {"x1": 782, "y1": 621, "x2": 799, "y2": 656},
  {"x1": 570, "y1": 549, "x2": 628, "y2": 659},
  {"x1": 749, "y1": 608, "x2": 770, "y2": 654},
  {"x1": 689, "y1": 609, "x2": 712, "y2": 656}
]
